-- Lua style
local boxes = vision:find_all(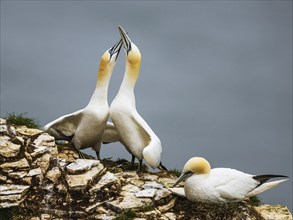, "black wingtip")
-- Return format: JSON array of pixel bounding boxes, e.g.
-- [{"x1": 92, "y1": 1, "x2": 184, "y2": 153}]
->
[{"x1": 253, "y1": 174, "x2": 289, "y2": 185}]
